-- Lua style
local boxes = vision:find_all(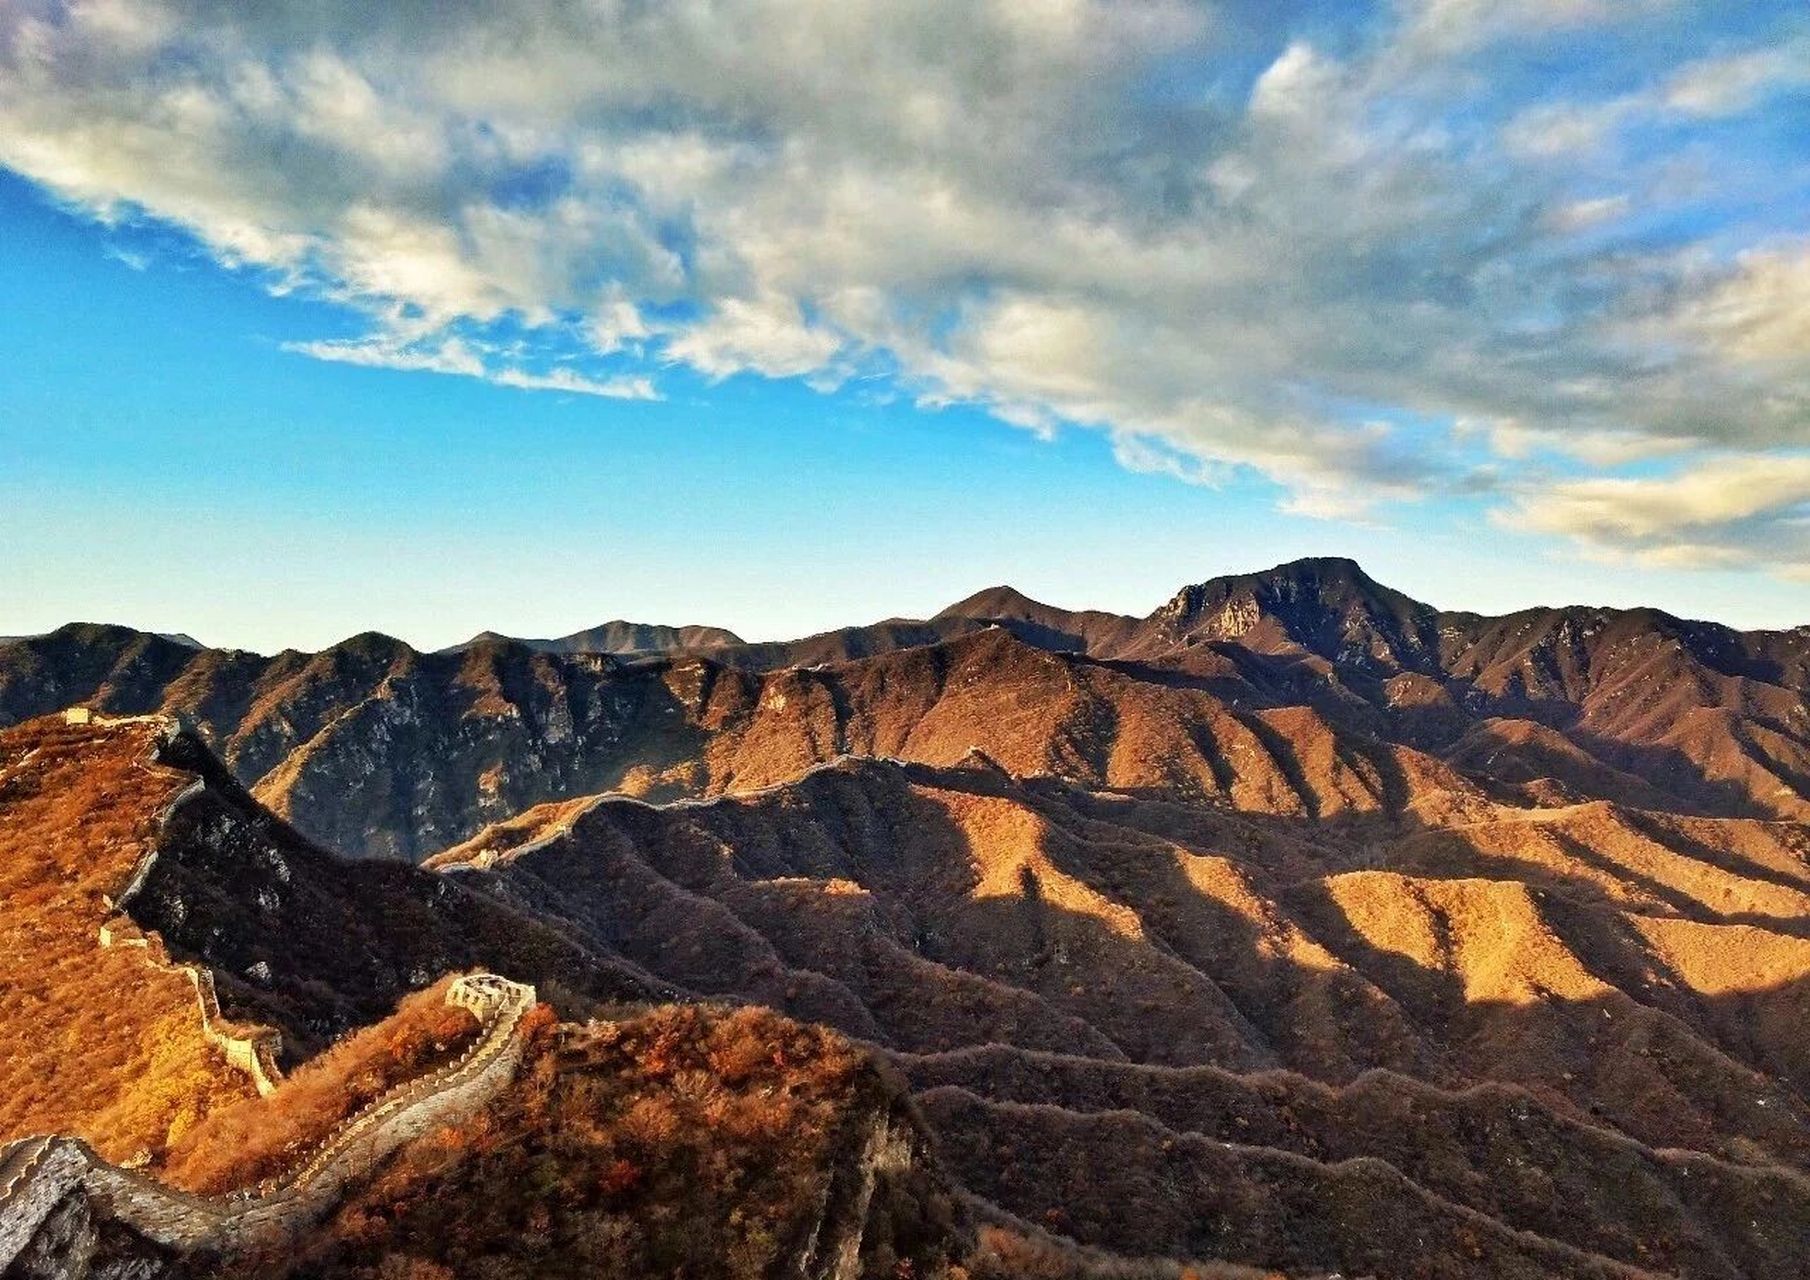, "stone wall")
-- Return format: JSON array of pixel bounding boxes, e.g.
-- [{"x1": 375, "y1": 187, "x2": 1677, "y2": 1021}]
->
[
  {"x1": 84, "y1": 712, "x2": 286, "y2": 1097},
  {"x1": 0, "y1": 976, "x2": 537, "y2": 1268},
  {"x1": 0, "y1": 718, "x2": 538, "y2": 1267},
  {"x1": 0, "y1": 1139, "x2": 81, "y2": 1269}
]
